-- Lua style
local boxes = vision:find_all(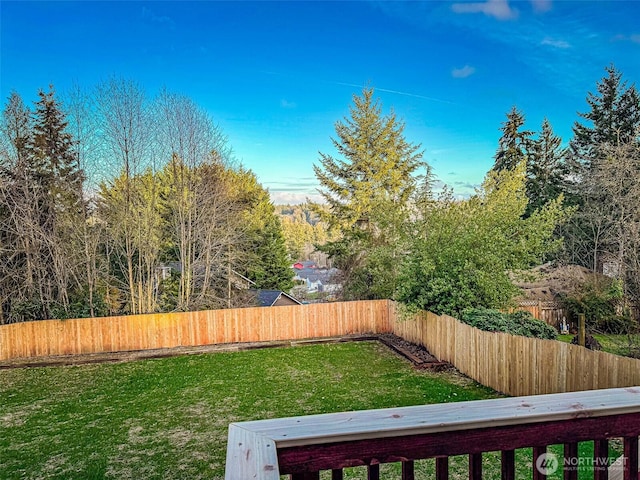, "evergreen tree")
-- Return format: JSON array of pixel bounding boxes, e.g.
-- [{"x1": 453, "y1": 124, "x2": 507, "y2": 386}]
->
[
  {"x1": 525, "y1": 118, "x2": 567, "y2": 217},
  {"x1": 570, "y1": 64, "x2": 640, "y2": 173},
  {"x1": 28, "y1": 87, "x2": 85, "y2": 221},
  {"x1": 27, "y1": 86, "x2": 85, "y2": 316},
  {"x1": 313, "y1": 88, "x2": 424, "y2": 230},
  {"x1": 564, "y1": 65, "x2": 640, "y2": 272},
  {"x1": 492, "y1": 106, "x2": 532, "y2": 172},
  {"x1": 231, "y1": 169, "x2": 293, "y2": 292},
  {"x1": 0, "y1": 87, "x2": 86, "y2": 320},
  {"x1": 1, "y1": 91, "x2": 31, "y2": 169},
  {"x1": 312, "y1": 87, "x2": 425, "y2": 299},
  {"x1": 247, "y1": 214, "x2": 293, "y2": 291}
]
